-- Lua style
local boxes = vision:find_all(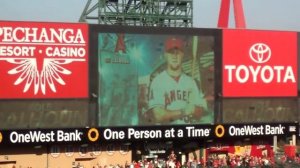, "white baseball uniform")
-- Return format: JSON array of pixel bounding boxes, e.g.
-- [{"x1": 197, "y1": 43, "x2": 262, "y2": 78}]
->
[{"x1": 148, "y1": 70, "x2": 207, "y2": 124}]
